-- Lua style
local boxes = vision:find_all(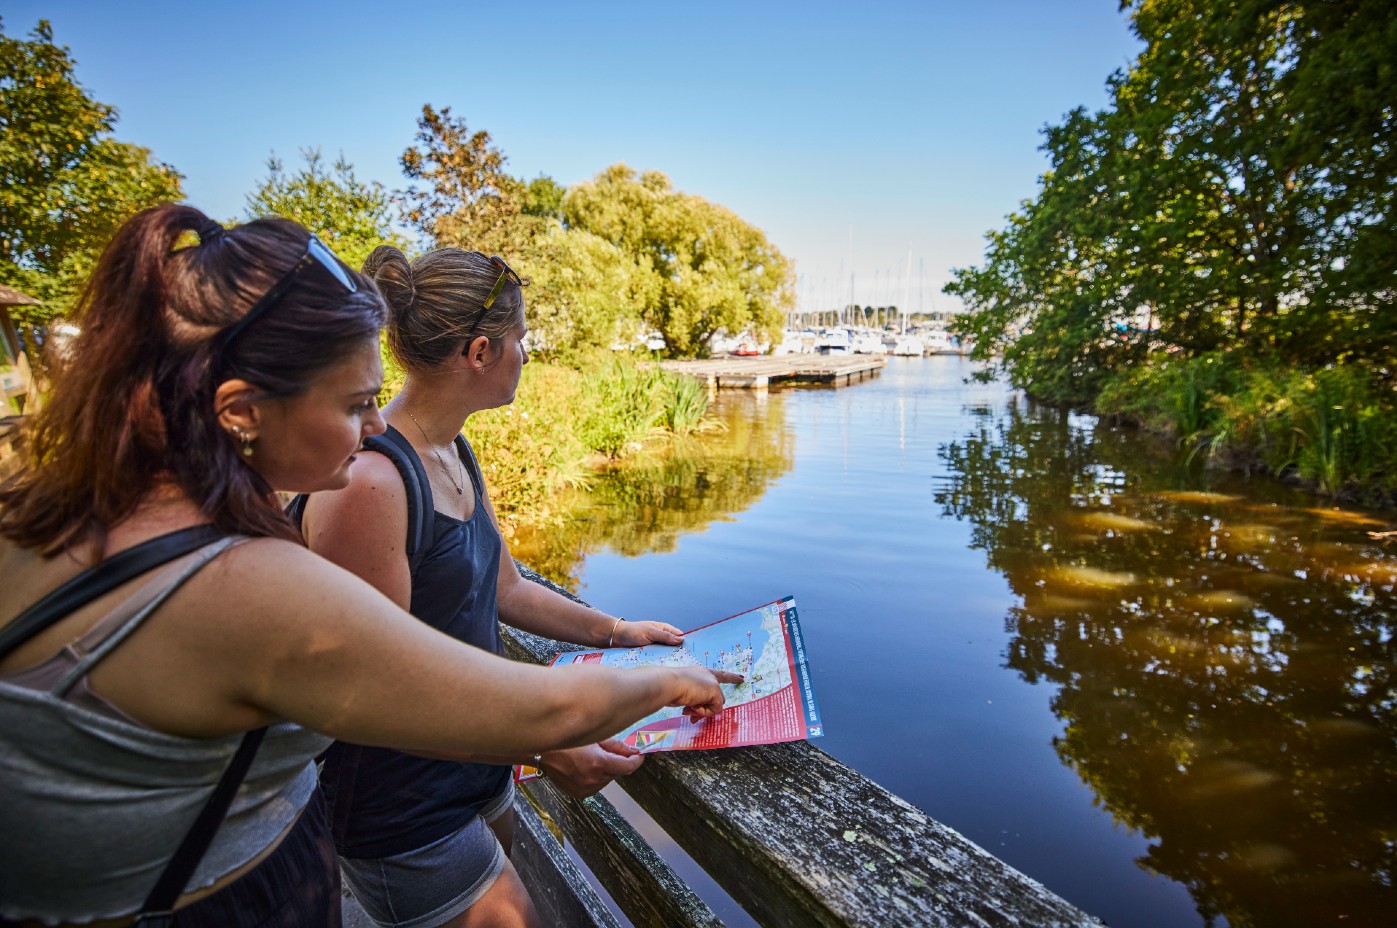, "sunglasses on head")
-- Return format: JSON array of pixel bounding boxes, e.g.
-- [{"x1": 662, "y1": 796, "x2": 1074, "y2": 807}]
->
[
  {"x1": 482, "y1": 255, "x2": 522, "y2": 310},
  {"x1": 217, "y1": 234, "x2": 357, "y2": 349}
]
